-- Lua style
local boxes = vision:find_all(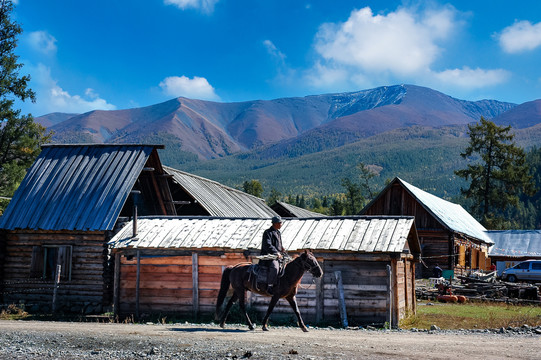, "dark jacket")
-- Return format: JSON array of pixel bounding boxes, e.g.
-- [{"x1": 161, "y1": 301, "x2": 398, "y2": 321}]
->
[{"x1": 261, "y1": 226, "x2": 284, "y2": 256}]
